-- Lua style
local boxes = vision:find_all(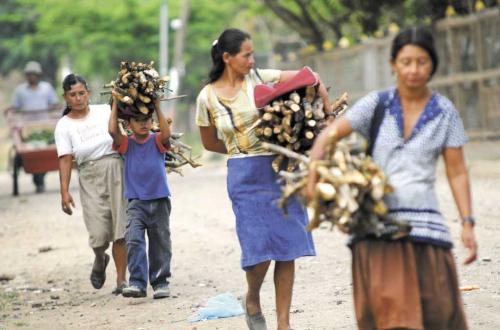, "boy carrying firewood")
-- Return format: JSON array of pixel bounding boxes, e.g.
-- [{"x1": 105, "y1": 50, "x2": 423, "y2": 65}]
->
[{"x1": 108, "y1": 93, "x2": 173, "y2": 299}]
